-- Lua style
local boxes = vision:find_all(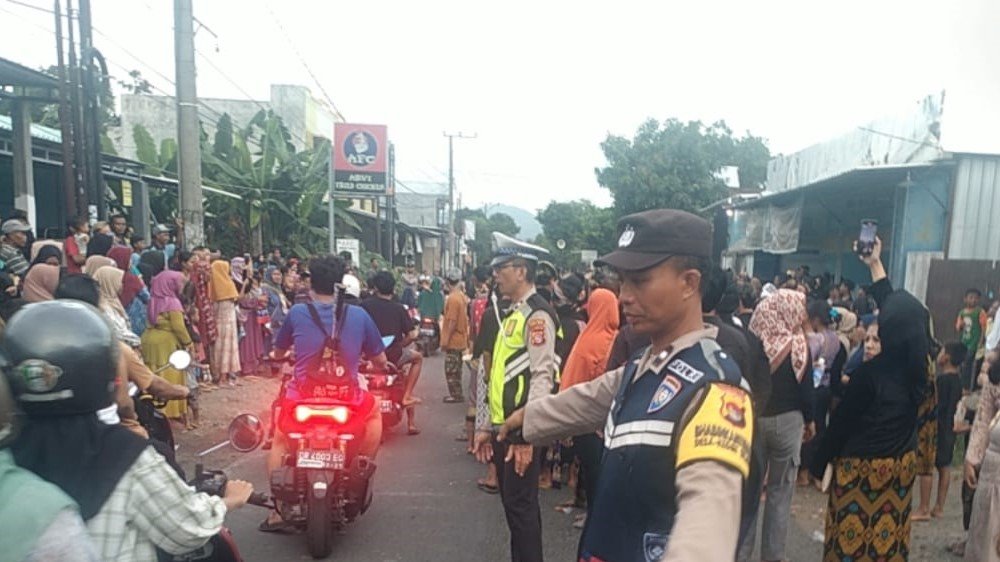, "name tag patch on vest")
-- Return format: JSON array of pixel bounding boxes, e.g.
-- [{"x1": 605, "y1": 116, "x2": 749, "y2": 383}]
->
[
  {"x1": 666, "y1": 358, "x2": 703, "y2": 384},
  {"x1": 528, "y1": 317, "x2": 547, "y2": 346},
  {"x1": 647, "y1": 375, "x2": 682, "y2": 413},
  {"x1": 643, "y1": 532, "x2": 668, "y2": 562}
]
